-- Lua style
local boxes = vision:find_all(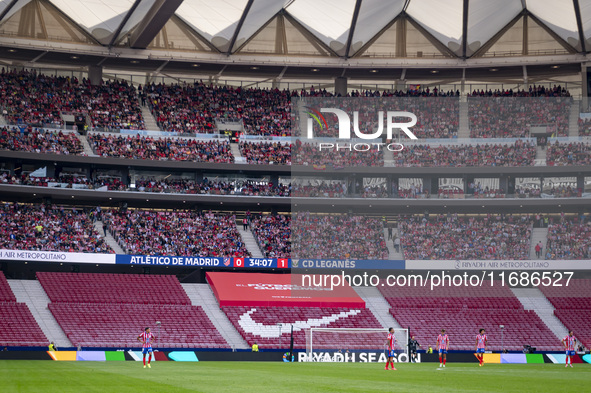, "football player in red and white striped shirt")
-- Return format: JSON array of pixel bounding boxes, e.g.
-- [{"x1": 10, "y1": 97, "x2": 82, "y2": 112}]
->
[
  {"x1": 384, "y1": 327, "x2": 397, "y2": 371},
  {"x1": 437, "y1": 329, "x2": 449, "y2": 368},
  {"x1": 137, "y1": 327, "x2": 156, "y2": 368},
  {"x1": 562, "y1": 330, "x2": 576, "y2": 368},
  {"x1": 475, "y1": 329, "x2": 487, "y2": 367}
]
